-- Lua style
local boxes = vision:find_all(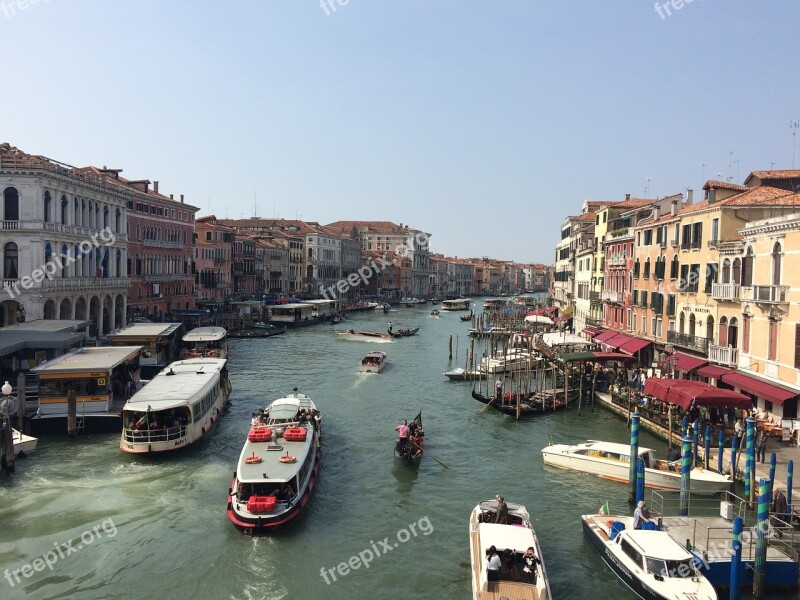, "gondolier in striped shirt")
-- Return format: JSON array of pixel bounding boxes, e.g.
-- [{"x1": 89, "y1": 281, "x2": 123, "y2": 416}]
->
[{"x1": 395, "y1": 420, "x2": 410, "y2": 454}]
